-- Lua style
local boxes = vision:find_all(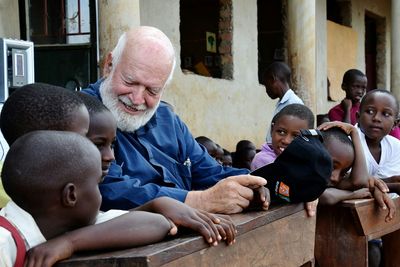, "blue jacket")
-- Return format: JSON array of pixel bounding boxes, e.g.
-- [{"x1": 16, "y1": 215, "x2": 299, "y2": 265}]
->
[{"x1": 83, "y1": 80, "x2": 249, "y2": 211}]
